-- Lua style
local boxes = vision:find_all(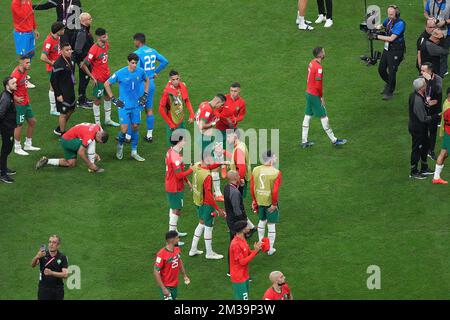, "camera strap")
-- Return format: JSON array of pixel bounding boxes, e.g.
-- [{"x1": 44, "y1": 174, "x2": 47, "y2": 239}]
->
[{"x1": 431, "y1": 0, "x2": 444, "y2": 18}]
